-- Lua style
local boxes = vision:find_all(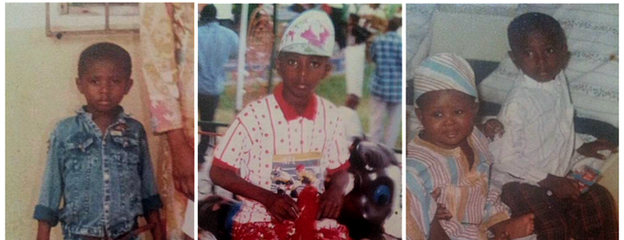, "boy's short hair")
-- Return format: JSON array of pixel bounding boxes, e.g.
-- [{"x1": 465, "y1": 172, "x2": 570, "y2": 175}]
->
[
  {"x1": 200, "y1": 4, "x2": 217, "y2": 23},
  {"x1": 387, "y1": 18, "x2": 402, "y2": 32},
  {"x1": 508, "y1": 12, "x2": 566, "y2": 52},
  {"x1": 78, "y1": 42, "x2": 132, "y2": 78}
]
